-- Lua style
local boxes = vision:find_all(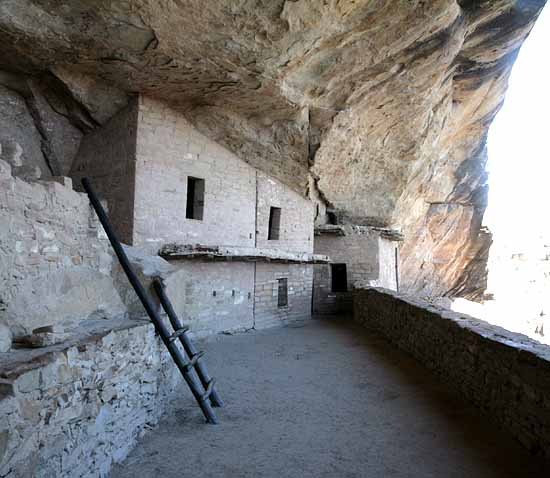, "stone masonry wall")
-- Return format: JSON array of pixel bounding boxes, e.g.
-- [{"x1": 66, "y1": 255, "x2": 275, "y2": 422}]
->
[
  {"x1": 354, "y1": 287, "x2": 550, "y2": 458},
  {"x1": 133, "y1": 96, "x2": 256, "y2": 249},
  {"x1": 67, "y1": 95, "x2": 315, "y2": 335},
  {"x1": 131, "y1": 96, "x2": 315, "y2": 331},
  {"x1": 256, "y1": 172, "x2": 314, "y2": 253},
  {"x1": 313, "y1": 230, "x2": 382, "y2": 315},
  {"x1": 0, "y1": 159, "x2": 126, "y2": 341},
  {"x1": 164, "y1": 261, "x2": 255, "y2": 338},
  {"x1": 70, "y1": 99, "x2": 138, "y2": 244},
  {"x1": 254, "y1": 263, "x2": 313, "y2": 329},
  {"x1": 0, "y1": 319, "x2": 180, "y2": 478},
  {"x1": 133, "y1": 97, "x2": 314, "y2": 255},
  {"x1": 312, "y1": 264, "x2": 353, "y2": 315}
]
